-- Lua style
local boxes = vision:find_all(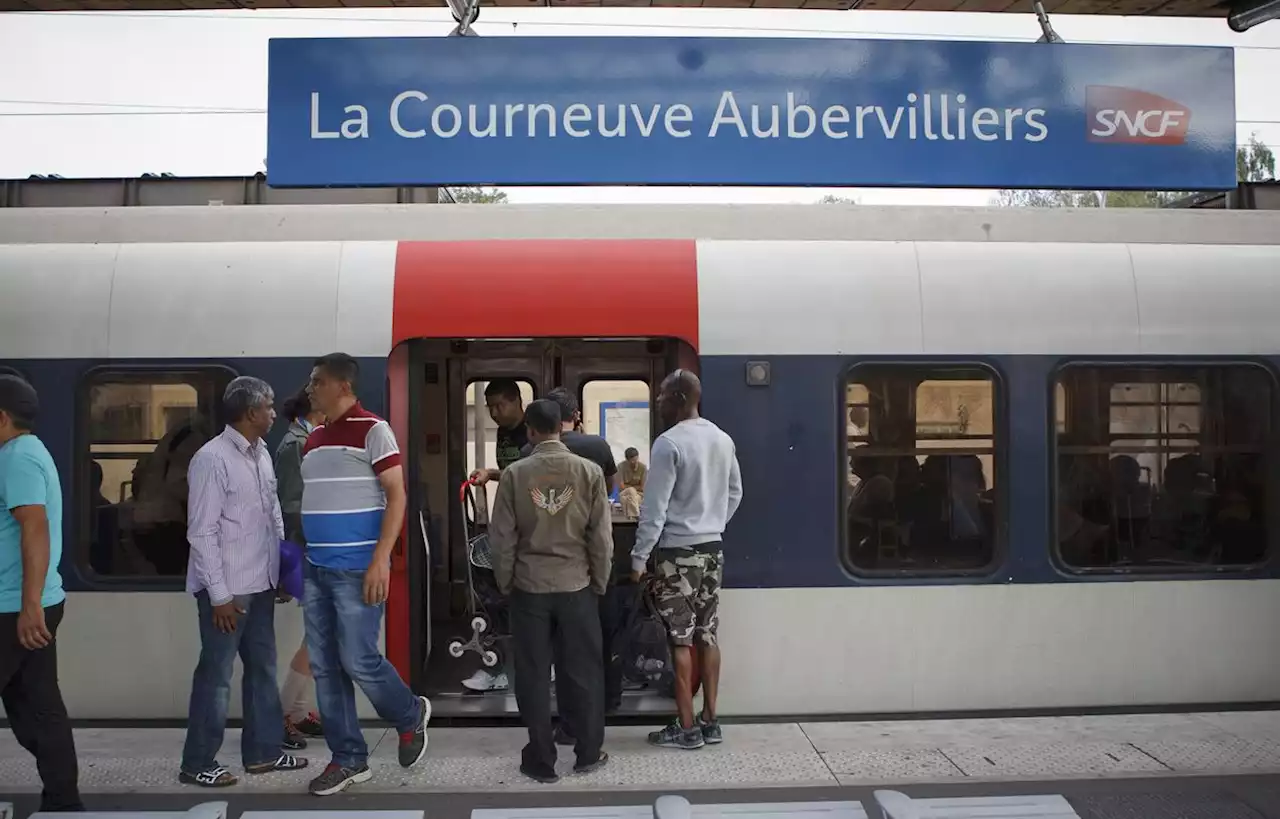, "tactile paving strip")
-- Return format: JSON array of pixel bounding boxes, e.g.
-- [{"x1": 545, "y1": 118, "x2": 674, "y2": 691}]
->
[
  {"x1": 1134, "y1": 737, "x2": 1280, "y2": 773},
  {"x1": 940, "y1": 742, "x2": 1168, "y2": 779},
  {"x1": 820, "y1": 749, "x2": 964, "y2": 782}
]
